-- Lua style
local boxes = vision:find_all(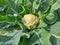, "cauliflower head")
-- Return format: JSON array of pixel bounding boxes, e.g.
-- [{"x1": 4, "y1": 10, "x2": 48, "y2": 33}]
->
[{"x1": 22, "y1": 14, "x2": 38, "y2": 29}]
